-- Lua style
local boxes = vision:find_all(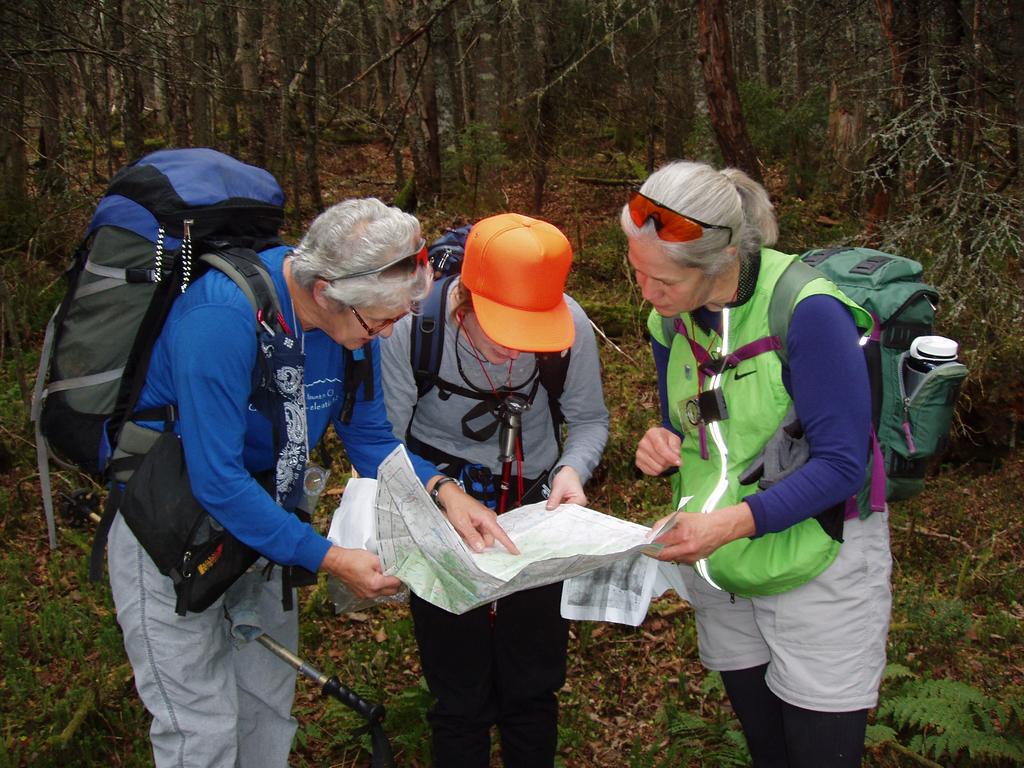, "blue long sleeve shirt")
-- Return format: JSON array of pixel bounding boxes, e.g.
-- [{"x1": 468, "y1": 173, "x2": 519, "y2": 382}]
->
[
  {"x1": 135, "y1": 246, "x2": 439, "y2": 572},
  {"x1": 653, "y1": 293, "x2": 870, "y2": 535}
]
